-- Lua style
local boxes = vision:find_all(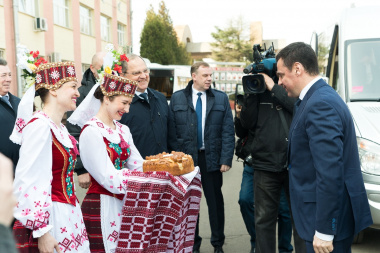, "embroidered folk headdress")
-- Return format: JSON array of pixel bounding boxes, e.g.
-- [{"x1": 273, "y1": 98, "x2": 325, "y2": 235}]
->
[
  {"x1": 10, "y1": 45, "x2": 79, "y2": 144},
  {"x1": 68, "y1": 44, "x2": 136, "y2": 127},
  {"x1": 100, "y1": 73, "x2": 137, "y2": 98},
  {"x1": 34, "y1": 62, "x2": 77, "y2": 91}
]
